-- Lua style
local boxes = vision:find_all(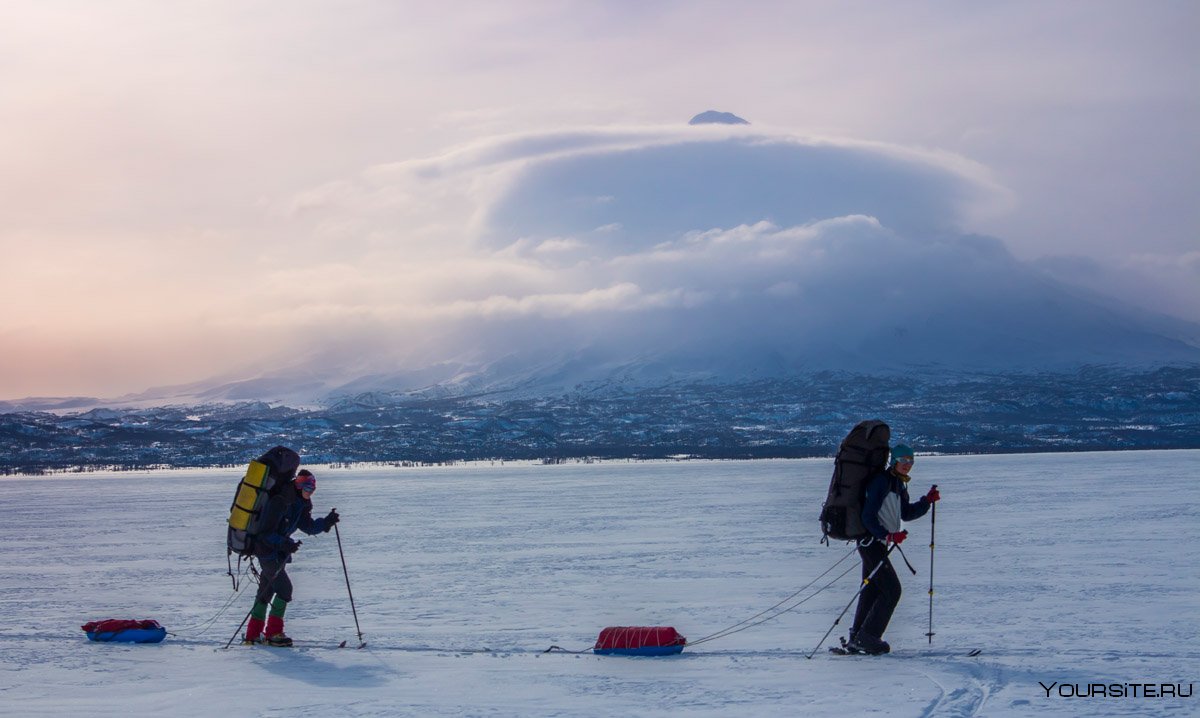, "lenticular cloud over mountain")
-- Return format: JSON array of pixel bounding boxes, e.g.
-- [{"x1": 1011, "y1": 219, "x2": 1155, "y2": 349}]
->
[
  {"x1": 142, "y1": 123, "x2": 1200, "y2": 402},
  {"x1": 300, "y1": 125, "x2": 1190, "y2": 392},
  {"x1": 478, "y1": 129, "x2": 1005, "y2": 253}
]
